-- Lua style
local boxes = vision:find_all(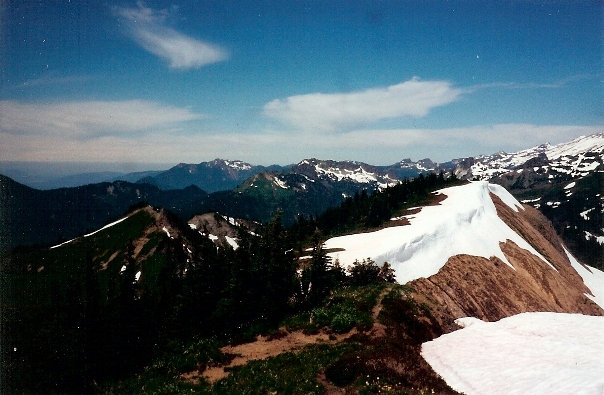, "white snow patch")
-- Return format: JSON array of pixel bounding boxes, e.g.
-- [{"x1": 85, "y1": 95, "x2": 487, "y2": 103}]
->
[
  {"x1": 50, "y1": 238, "x2": 77, "y2": 249},
  {"x1": 488, "y1": 183, "x2": 524, "y2": 212},
  {"x1": 188, "y1": 223, "x2": 197, "y2": 230},
  {"x1": 134, "y1": 271, "x2": 141, "y2": 282},
  {"x1": 221, "y1": 215, "x2": 238, "y2": 226},
  {"x1": 208, "y1": 234, "x2": 219, "y2": 242},
  {"x1": 162, "y1": 226, "x2": 173, "y2": 239},
  {"x1": 520, "y1": 197, "x2": 541, "y2": 203},
  {"x1": 273, "y1": 177, "x2": 289, "y2": 189},
  {"x1": 225, "y1": 236, "x2": 239, "y2": 250},
  {"x1": 584, "y1": 231, "x2": 604, "y2": 245},
  {"x1": 422, "y1": 312, "x2": 604, "y2": 395},
  {"x1": 120, "y1": 265, "x2": 127, "y2": 274},
  {"x1": 564, "y1": 181, "x2": 576, "y2": 190},
  {"x1": 580, "y1": 208, "x2": 594, "y2": 221},
  {"x1": 565, "y1": 248, "x2": 604, "y2": 309},
  {"x1": 324, "y1": 182, "x2": 554, "y2": 284},
  {"x1": 314, "y1": 164, "x2": 378, "y2": 184},
  {"x1": 84, "y1": 216, "x2": 130, "y2": 238}
]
